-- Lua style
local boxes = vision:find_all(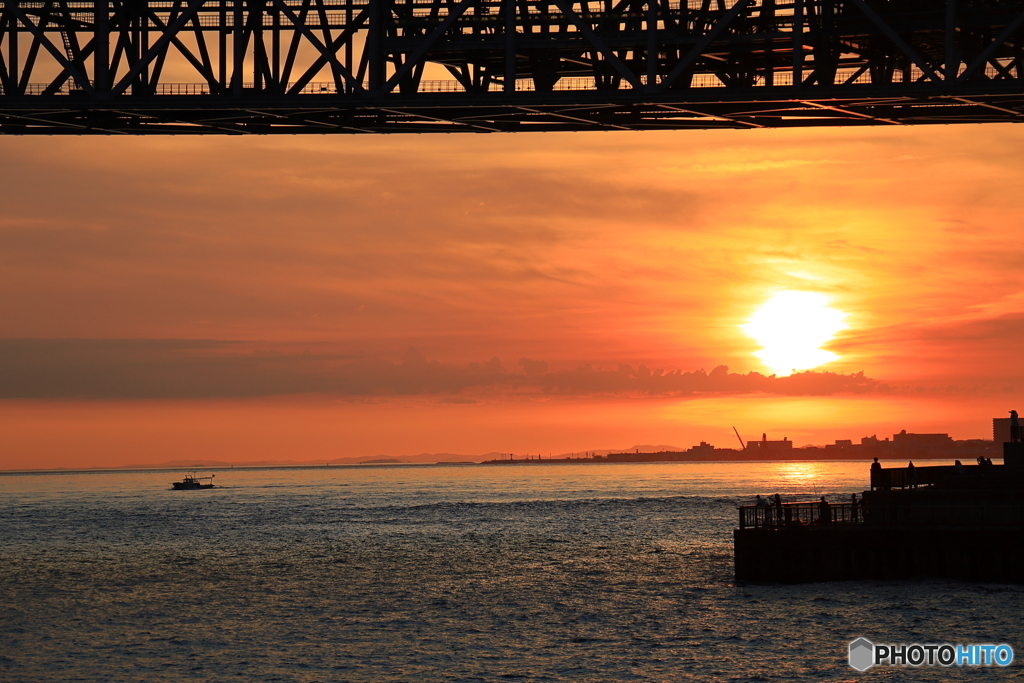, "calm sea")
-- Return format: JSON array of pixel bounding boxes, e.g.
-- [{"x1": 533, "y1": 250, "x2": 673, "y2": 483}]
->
[{"x1": 1, "y1": 461, "x2": 1020, "y2": 682}]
